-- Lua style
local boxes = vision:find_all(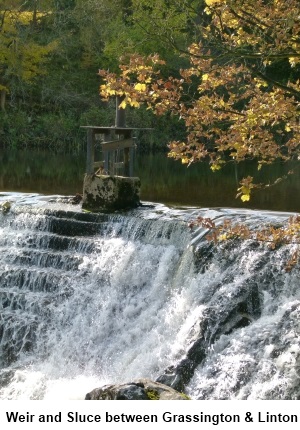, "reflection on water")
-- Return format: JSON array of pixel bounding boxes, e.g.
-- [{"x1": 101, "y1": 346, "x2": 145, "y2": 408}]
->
[
  {"x1": 0, "y1": 149, "x2": 84, "y2": 196},
  {"x1": 0, "y1": 148, "x2": 300, "y2": 212}
]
